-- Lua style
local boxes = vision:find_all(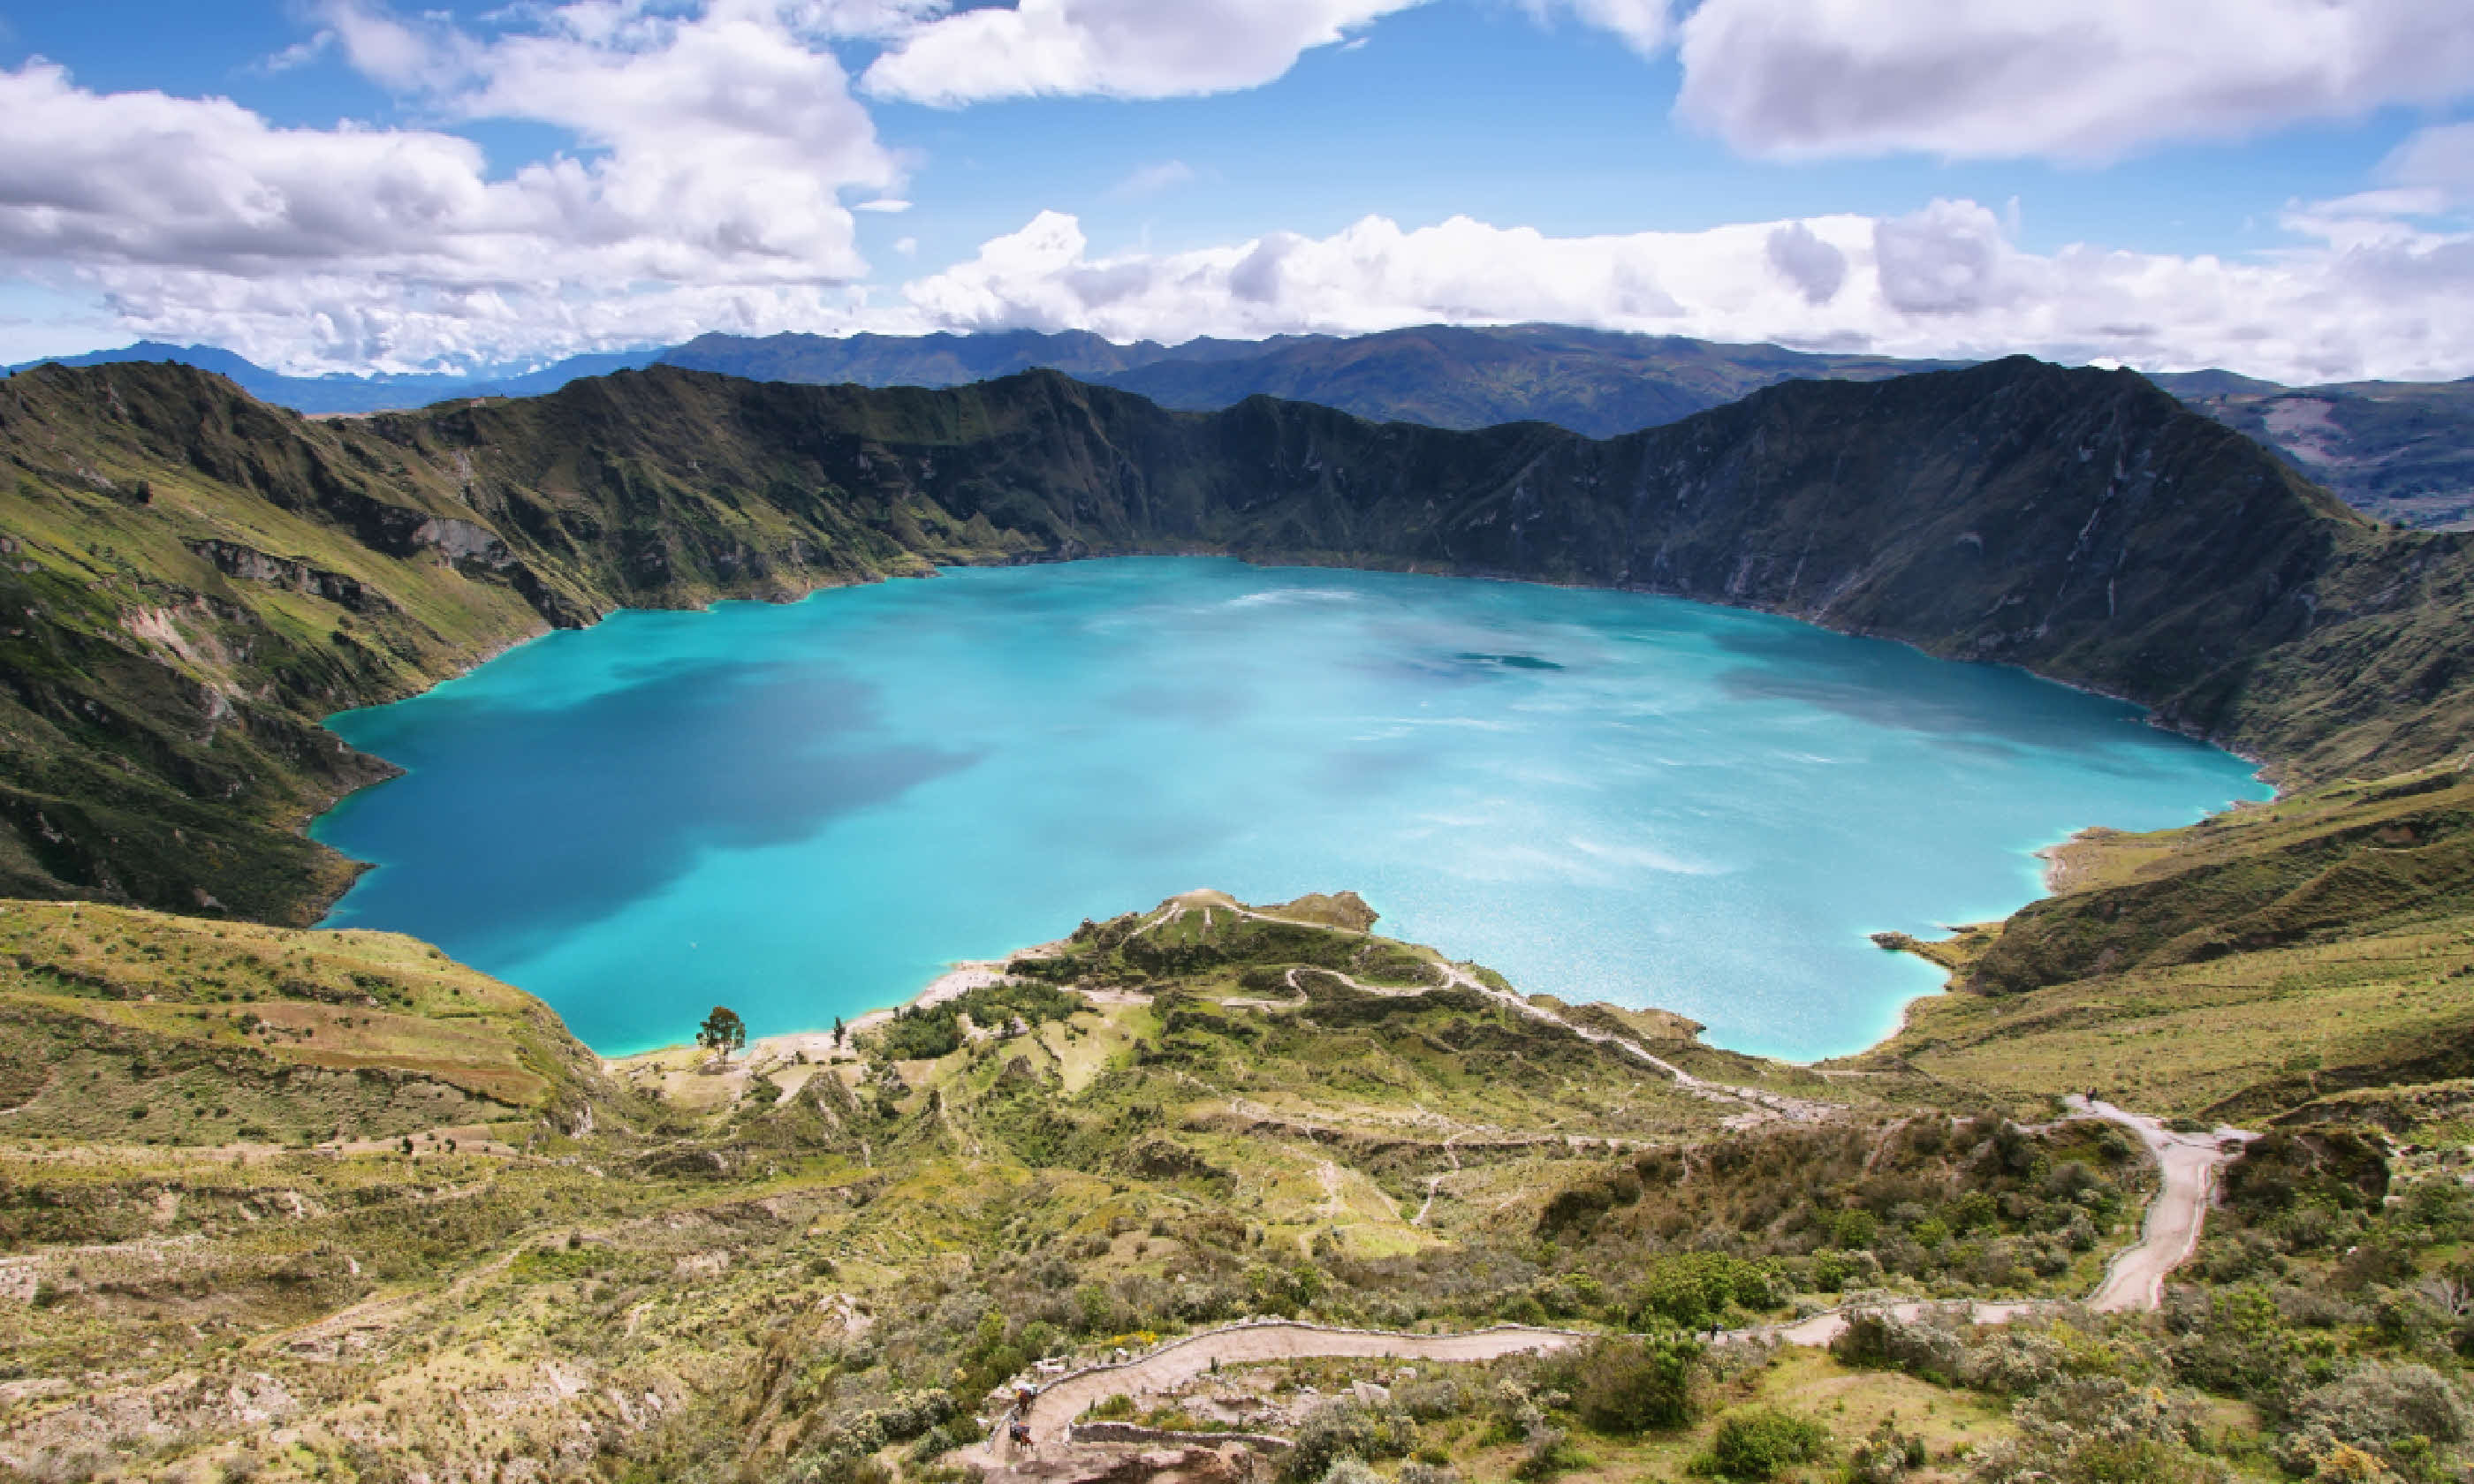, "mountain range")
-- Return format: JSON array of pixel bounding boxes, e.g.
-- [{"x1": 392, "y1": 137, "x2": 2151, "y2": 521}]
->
[
  {"x1": 1, "y1": 352, "x2": 2466, "y2": 926},
  {"x1": 24, "y1": 326, "x2": 2474, "y2": 528}
]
